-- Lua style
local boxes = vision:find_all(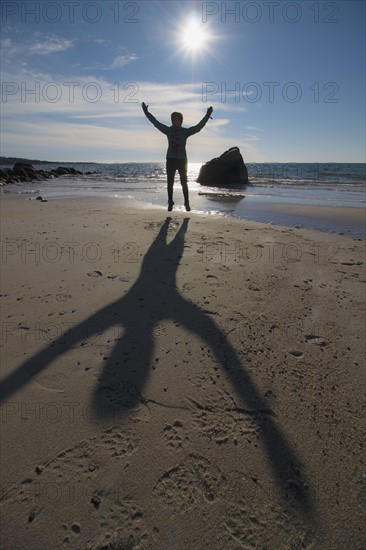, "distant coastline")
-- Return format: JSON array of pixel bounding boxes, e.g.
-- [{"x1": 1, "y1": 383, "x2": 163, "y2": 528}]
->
[
  {"x1": 0, "y1": 156, "x2": 56, "y2": 165},
  {"x1": 0, "y1": 157, "x2": 94, "y2": 166}
]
